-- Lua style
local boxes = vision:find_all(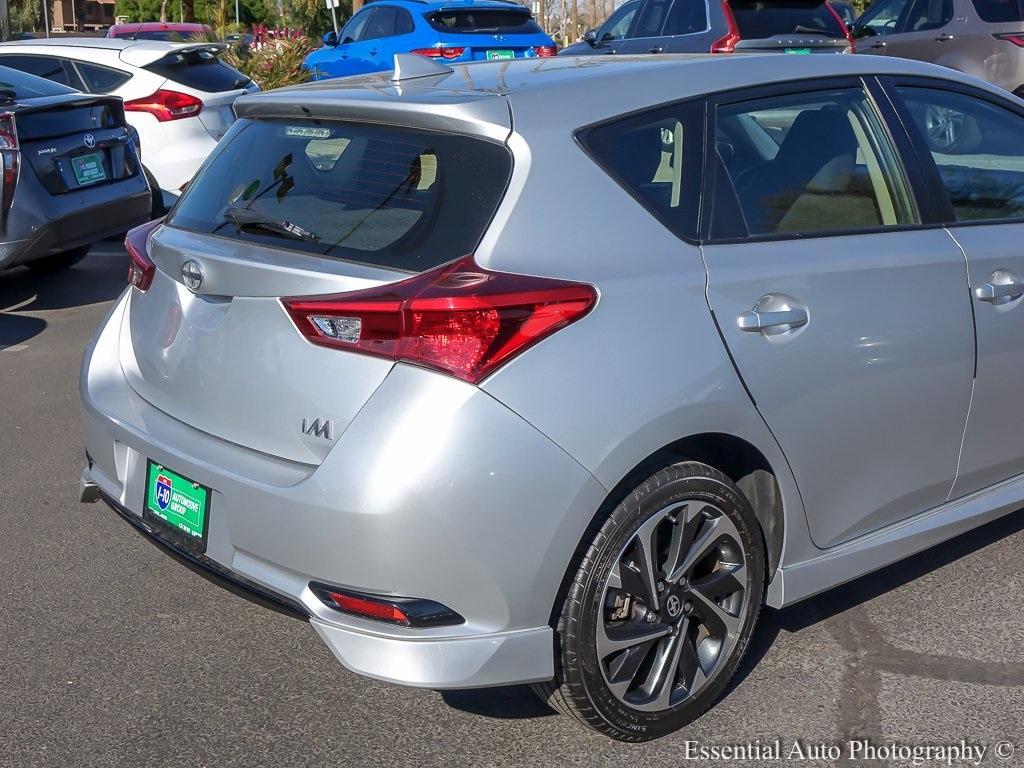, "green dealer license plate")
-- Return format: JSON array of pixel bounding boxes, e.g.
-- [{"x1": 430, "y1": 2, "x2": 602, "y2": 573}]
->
[
  {"x1": 487, "y1": 49, "x2": 515, "y2": 60},
  {"x1": 144, "y1": 461, "x2": 211, "y2": 554},
  {"x1": 71, "y1": 152, "x2": 106, "y2": 186}
]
